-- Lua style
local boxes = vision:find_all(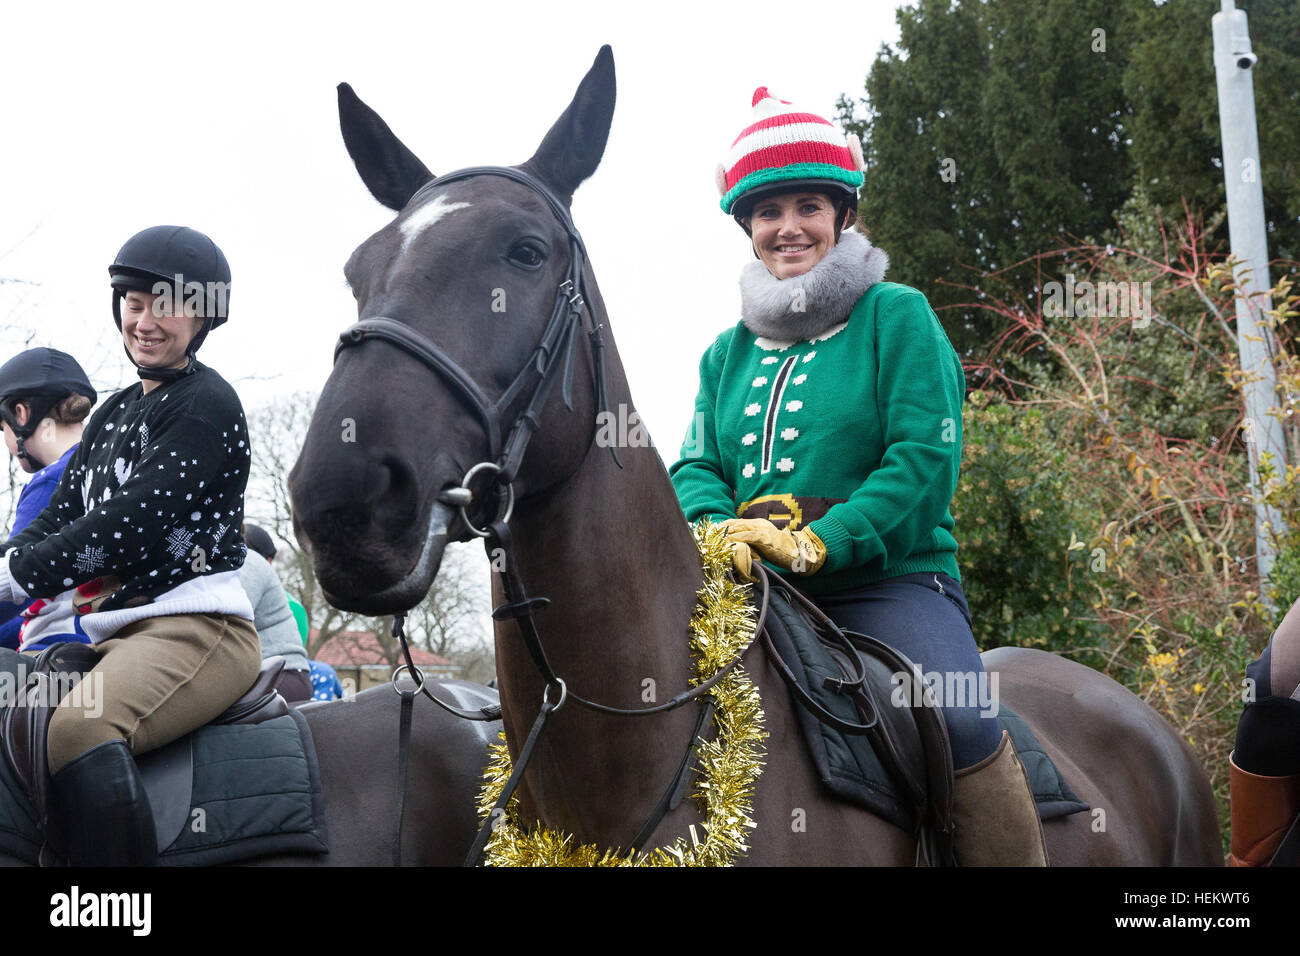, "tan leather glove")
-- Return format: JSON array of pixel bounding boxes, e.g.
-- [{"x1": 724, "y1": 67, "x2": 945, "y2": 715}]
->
[
  {"x1": 718, "y1": 518, "x2": 827, "y2": 575},
  {"x1": 728, "y1": 540, "x2": 758, "y2": 583},
  {"x1": 696, "y1": 518, "x2": 759, "y2": 583}
]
